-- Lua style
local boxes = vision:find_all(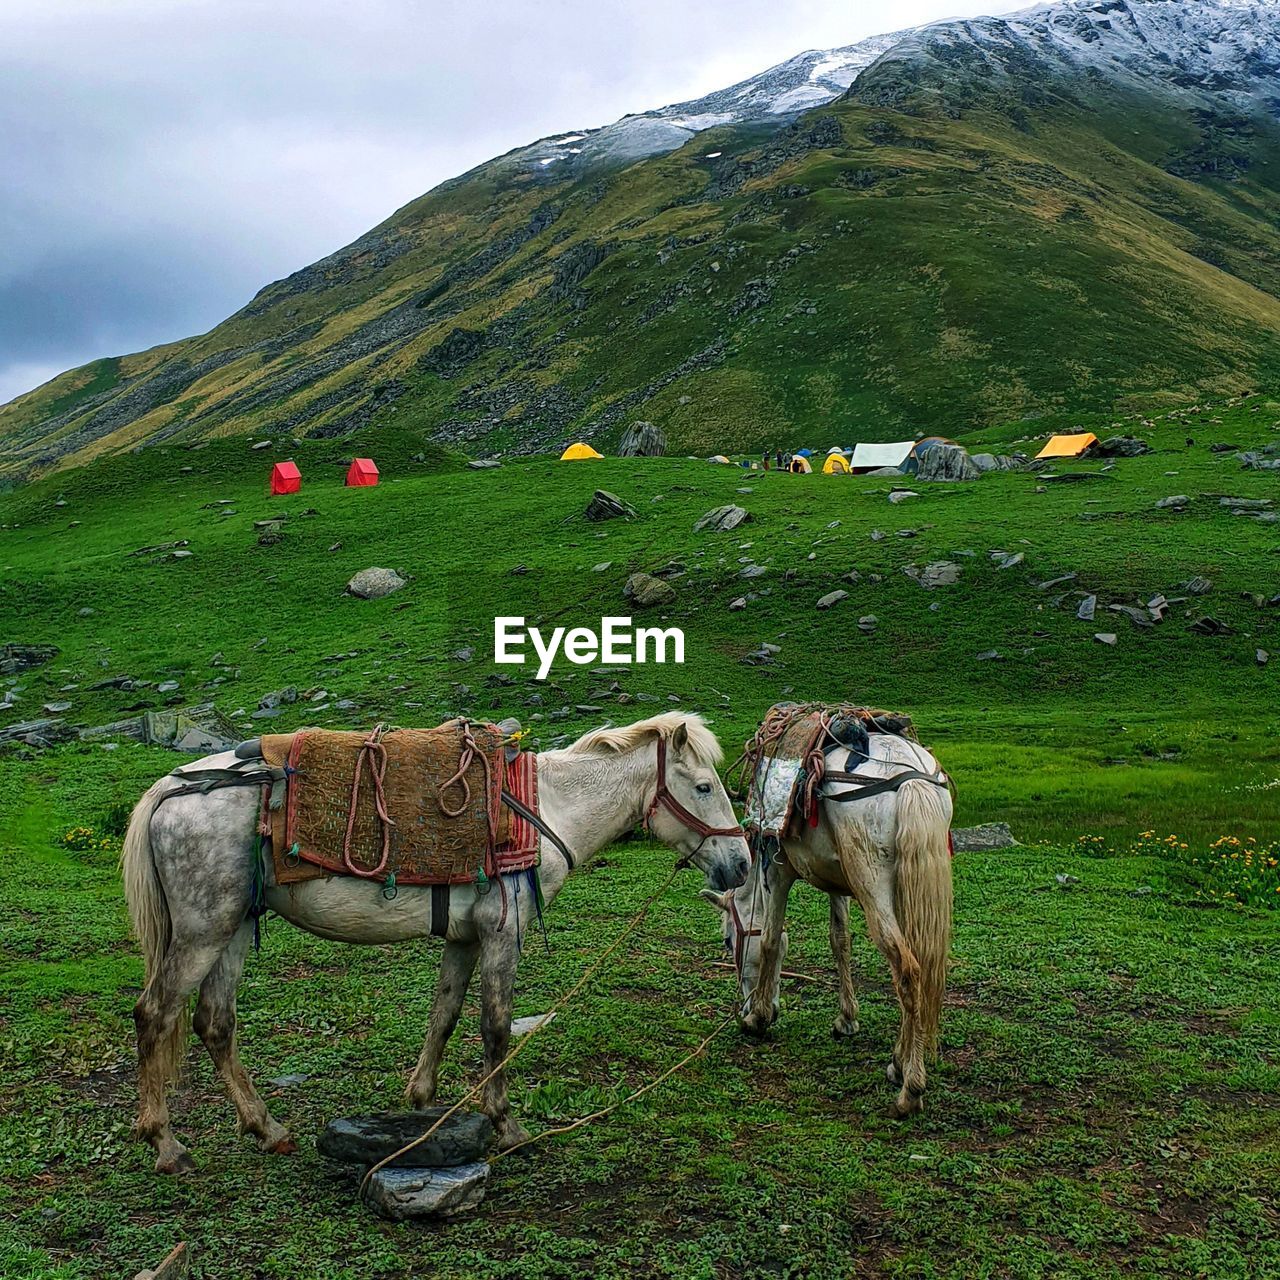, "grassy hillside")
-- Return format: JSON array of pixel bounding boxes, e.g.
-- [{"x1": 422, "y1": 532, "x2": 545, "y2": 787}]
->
[
  {"x1": 3, "y1": 391, "x2": 1278, "y2": 1279},
  {"x1": 6, "y1": 72, "x2": 1280, "y2": 477},
  {"x1": 3, "y1": 393, "x2": 1279, "y2": 842}
]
